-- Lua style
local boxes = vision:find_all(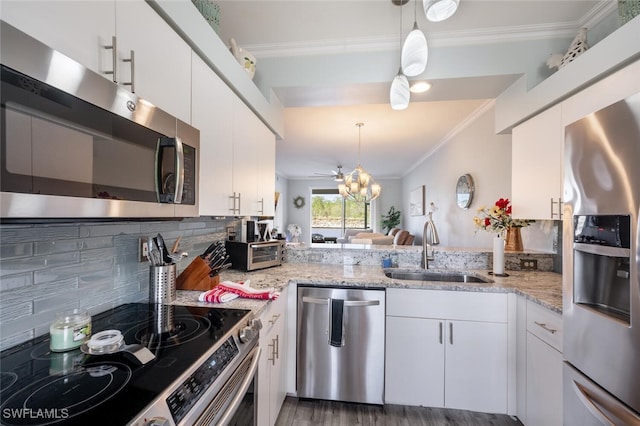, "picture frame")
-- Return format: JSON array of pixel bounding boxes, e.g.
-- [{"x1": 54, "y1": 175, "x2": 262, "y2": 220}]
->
[{"x1": 410, "y1": 186, "x2": 425, "y2": 216}]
